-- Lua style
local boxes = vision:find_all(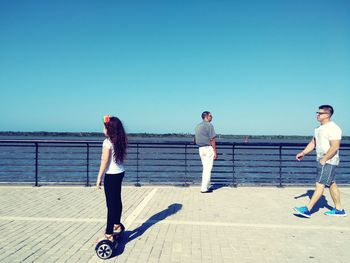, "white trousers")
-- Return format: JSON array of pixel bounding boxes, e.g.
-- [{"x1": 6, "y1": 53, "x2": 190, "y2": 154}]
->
[{"x1": 199, "y1": 146, "x2": 214, "y2": 192}]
